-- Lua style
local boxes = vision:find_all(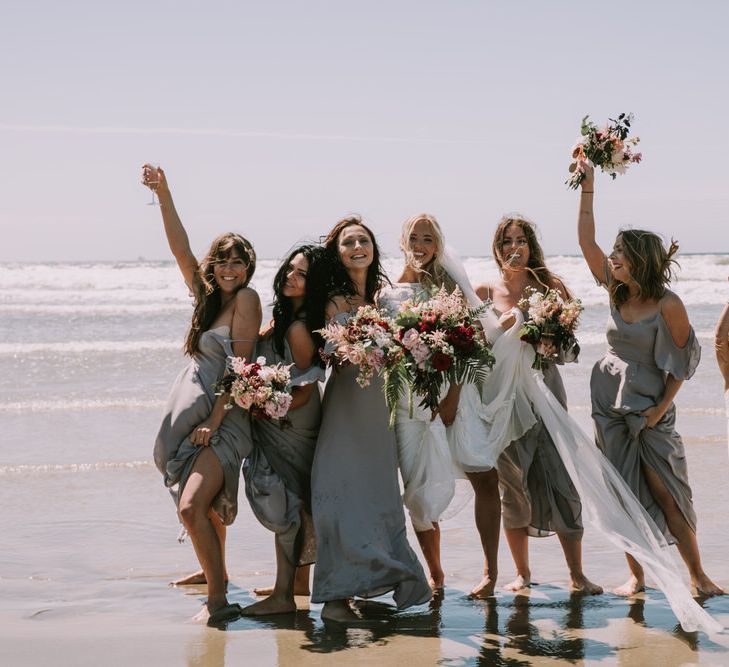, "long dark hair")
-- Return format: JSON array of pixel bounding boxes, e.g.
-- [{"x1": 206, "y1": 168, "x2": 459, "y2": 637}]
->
[
  {"x1": 271, "y1": 244, "x2": 328, "y2": 359},
  {"x1": 609, "y1": 229, "x2": 679, "y2": 307},
  {"x1": 185, "y1": 233, "x2": 256, "y2": 356},
  {"x1": 321, "y1": 215, "x2": 389, "y2": 303},
  {"x1": 492, "y1": 214, "x2": 570, "y2": 297}
]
